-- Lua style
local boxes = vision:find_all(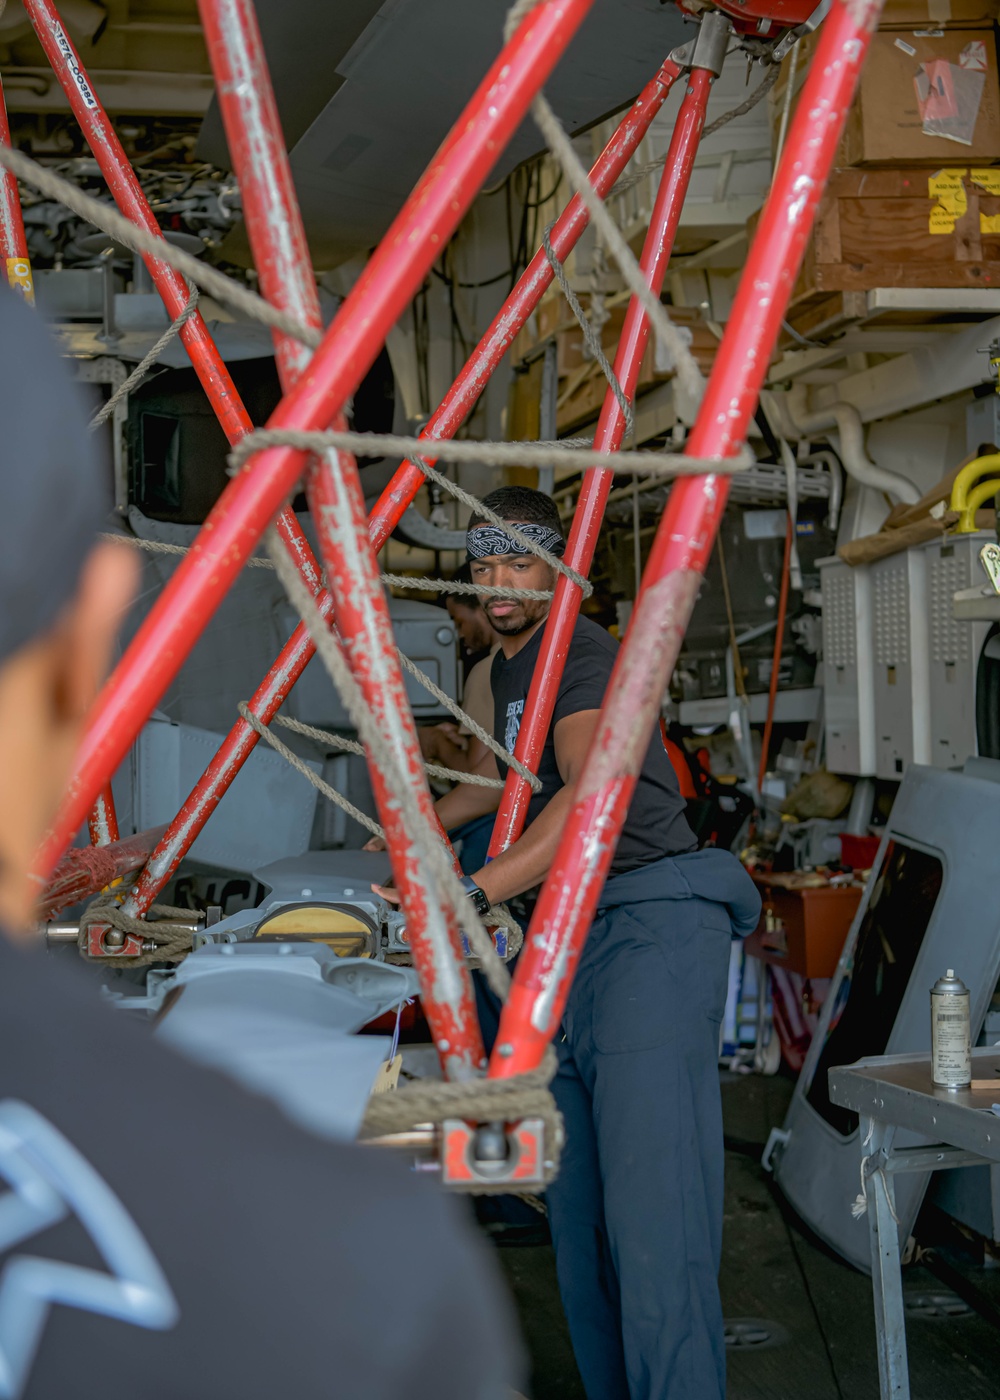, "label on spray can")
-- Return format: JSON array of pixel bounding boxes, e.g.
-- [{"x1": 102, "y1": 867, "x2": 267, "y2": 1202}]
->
[{"x1": 931, "y1": 969, "x2": 971, "y2": 1089}]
